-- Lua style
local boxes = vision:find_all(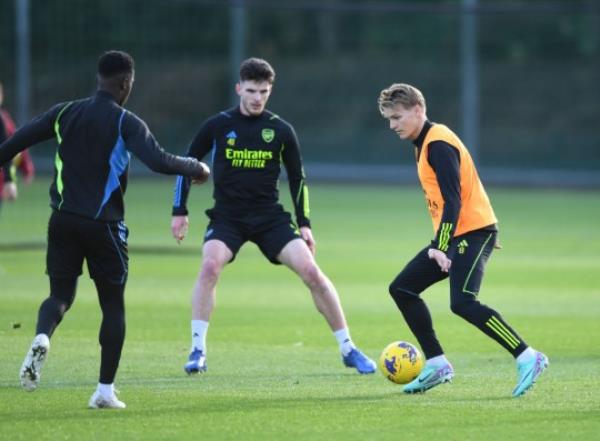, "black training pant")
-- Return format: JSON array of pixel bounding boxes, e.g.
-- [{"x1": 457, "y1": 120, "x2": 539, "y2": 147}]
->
[
  {"x1": 36, "y1": 210, "x2": 128, "y2": 383},
  {"x1": 388, "y1": 229, "x2": 527, "y2": 359}
]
